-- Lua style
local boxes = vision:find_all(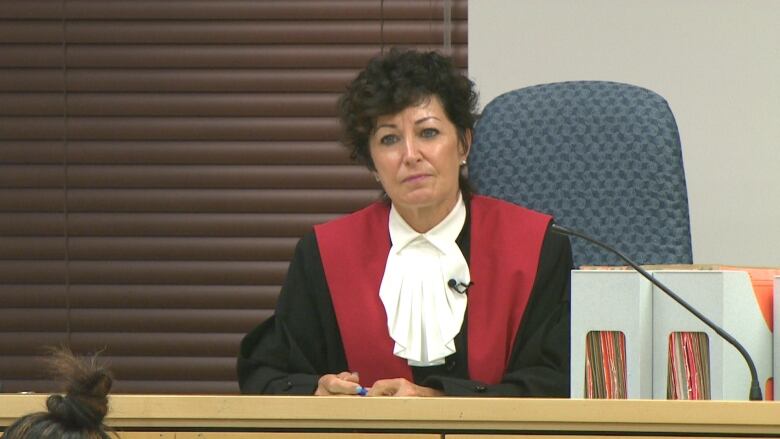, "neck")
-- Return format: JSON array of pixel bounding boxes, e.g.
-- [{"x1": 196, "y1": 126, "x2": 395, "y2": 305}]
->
[{"x1": 394, "y1": 192, "x2": 460, "y2": 233}]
